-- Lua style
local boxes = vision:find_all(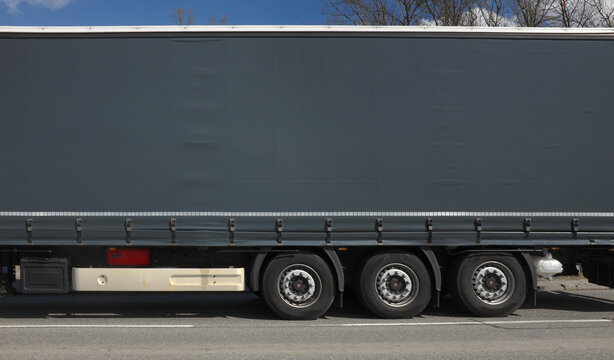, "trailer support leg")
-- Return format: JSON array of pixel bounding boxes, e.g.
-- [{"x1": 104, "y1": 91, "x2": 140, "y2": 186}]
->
[{"x1": 0, "y1": 251, "x2": 9, "y2": 295}]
